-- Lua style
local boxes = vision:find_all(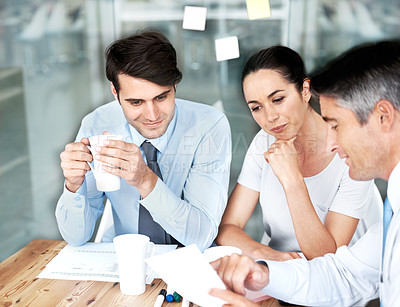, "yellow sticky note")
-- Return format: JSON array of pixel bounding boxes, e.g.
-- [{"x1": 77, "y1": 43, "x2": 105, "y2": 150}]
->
[{"x1": 246, "y1": 0, "x2": 271, "y2": 20}]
